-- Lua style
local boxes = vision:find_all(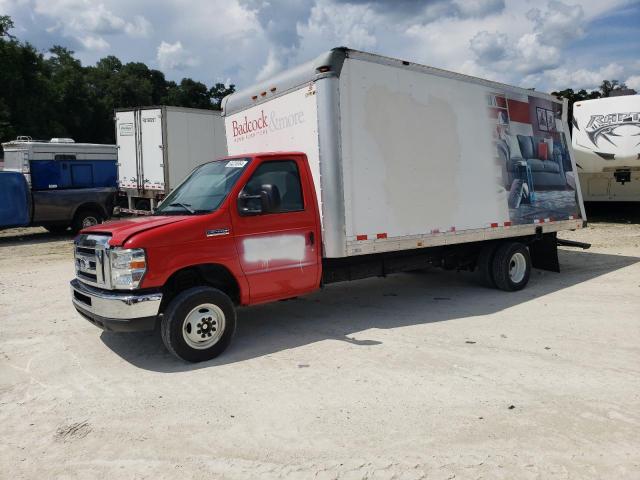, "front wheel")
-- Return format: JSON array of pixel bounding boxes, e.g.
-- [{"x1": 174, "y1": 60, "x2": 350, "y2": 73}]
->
[
  {"x1": 160, "y1": 287, "x2": 236, "y2": 362},
  {"x1": 491, "y1": 242, "x2": 531, "y2": 291}
]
